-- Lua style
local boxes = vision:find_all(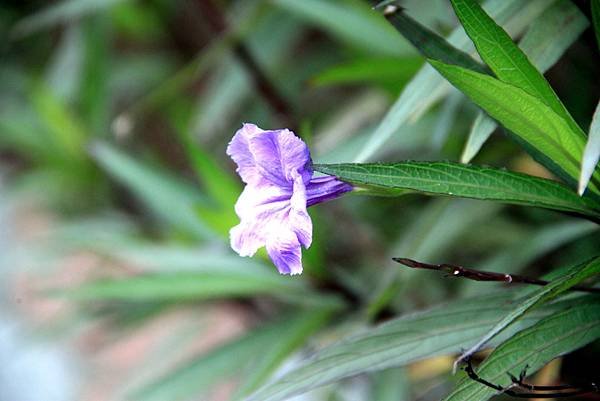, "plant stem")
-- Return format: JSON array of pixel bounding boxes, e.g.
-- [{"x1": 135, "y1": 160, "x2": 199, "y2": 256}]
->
[
  {"x1": 393, "y1": 257, "x2": 600, "y2": 294},
  {"x1": 198, "y1": 0, "x2": 296, "y2": 128}
]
